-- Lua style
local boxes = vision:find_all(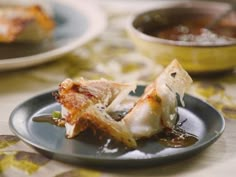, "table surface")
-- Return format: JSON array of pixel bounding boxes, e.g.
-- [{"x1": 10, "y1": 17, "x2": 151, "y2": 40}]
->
[{"x1": 0, "y1": 1, "x2": 236, "y2": 177}]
